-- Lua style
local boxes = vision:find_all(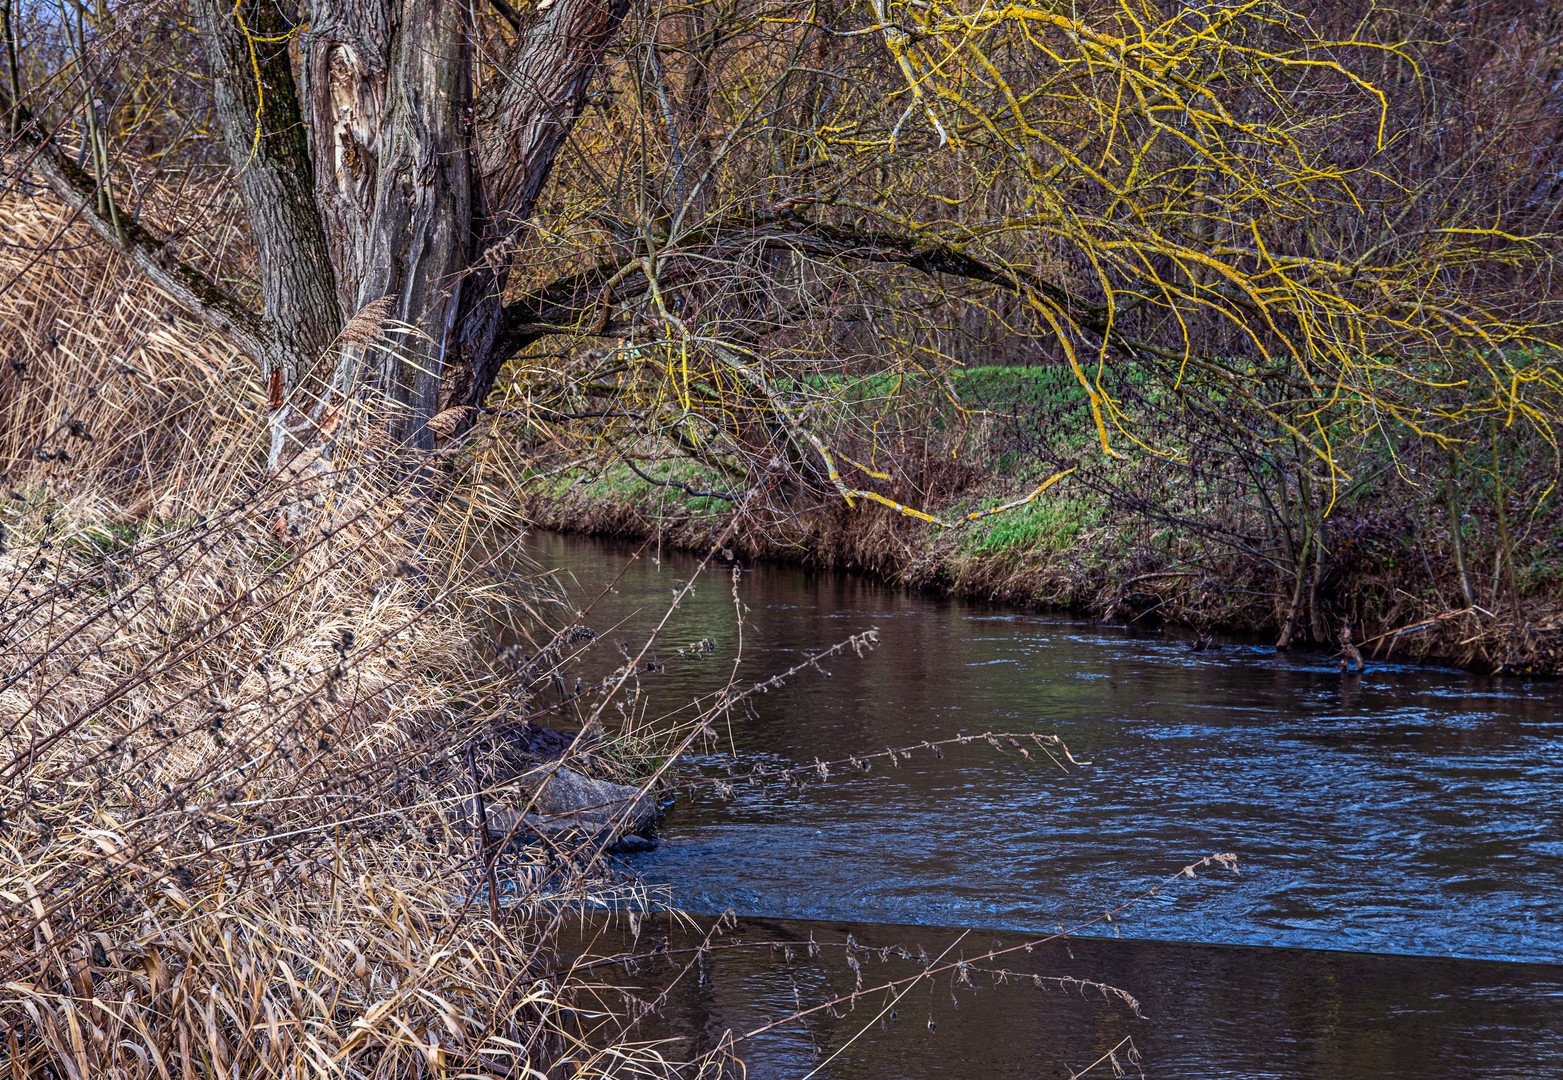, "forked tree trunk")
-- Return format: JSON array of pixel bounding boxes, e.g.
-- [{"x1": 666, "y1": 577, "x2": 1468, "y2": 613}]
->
[
  {"x1": 32, "y1": 0, "x2": 633, "y2": 466},
  {"x1": 298, "y1": 0, "x2": 633, "y2": 451},
  {"x1": 352, "y1": 0, "x2": 474, "y2": 450}
]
